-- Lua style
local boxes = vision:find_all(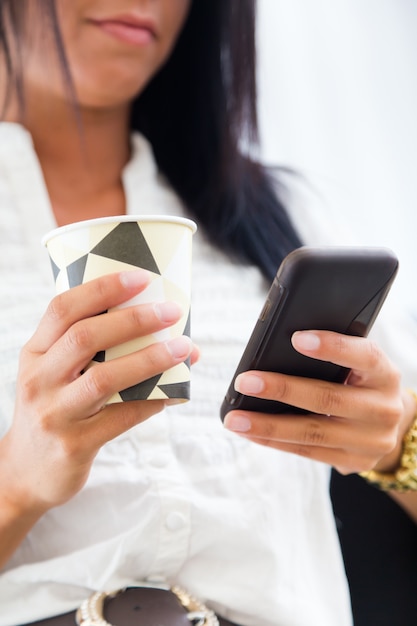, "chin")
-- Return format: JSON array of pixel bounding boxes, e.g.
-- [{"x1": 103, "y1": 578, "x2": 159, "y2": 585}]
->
[
  {"x1": 74, "y1": 79, "x2": 149, "y2": 111},
  {"x1": 72, "y1": 64, "x2": 158, "y2": 110}
]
